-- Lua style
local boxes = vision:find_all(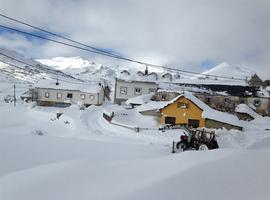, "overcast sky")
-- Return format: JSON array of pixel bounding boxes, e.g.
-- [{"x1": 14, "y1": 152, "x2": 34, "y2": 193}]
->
[{"x1": 0, "y1": 0, "x2": 270, "y2": 77}]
